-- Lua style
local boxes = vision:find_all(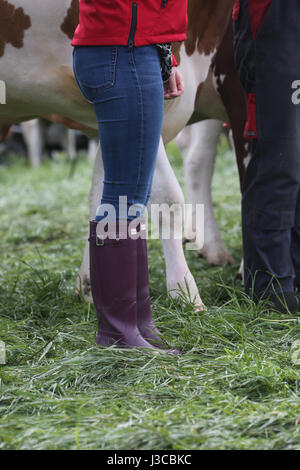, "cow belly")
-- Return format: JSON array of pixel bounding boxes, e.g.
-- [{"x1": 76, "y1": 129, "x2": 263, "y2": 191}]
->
[
  {"x1": 161, "y1": 46, "x2": 213, "y2": 144},
  {"x1": 190, "y1": 70, "x2": 229, "y2": 124}
]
